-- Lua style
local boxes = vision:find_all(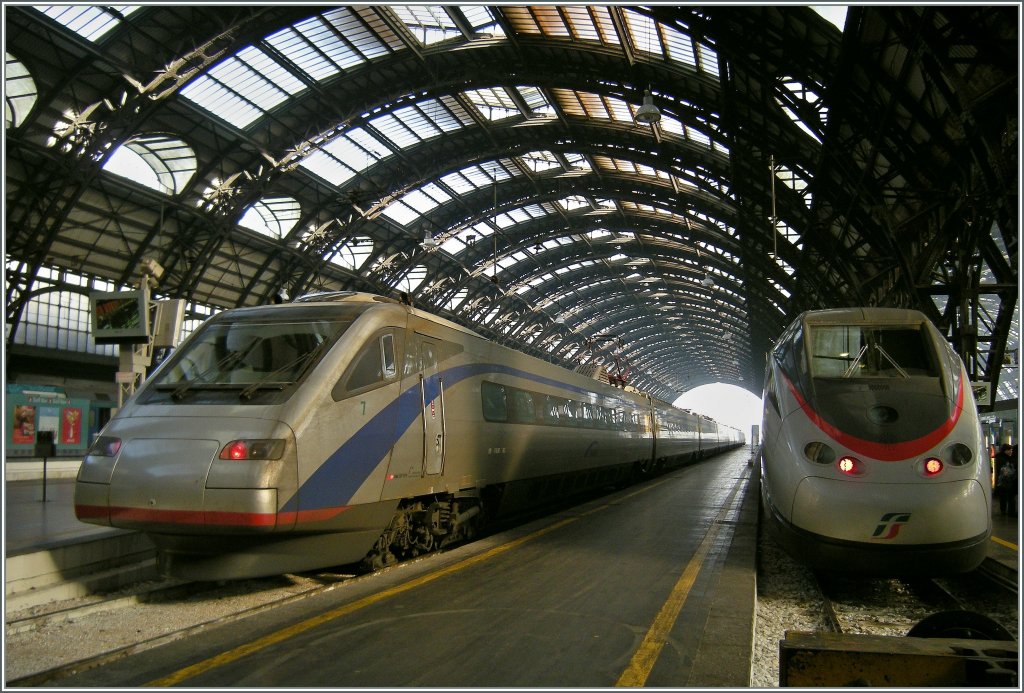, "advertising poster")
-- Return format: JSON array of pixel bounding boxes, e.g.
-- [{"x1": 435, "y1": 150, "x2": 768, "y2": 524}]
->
[
  {"x1": 38, "y1": 406, "x2": 60, "y2": 439},
  {"x1": 12, "y1": 404, "x2": 35, "y2": 444},
  {"x1": 62, "y1": 407, "x2": 82, "y2": 445}
]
